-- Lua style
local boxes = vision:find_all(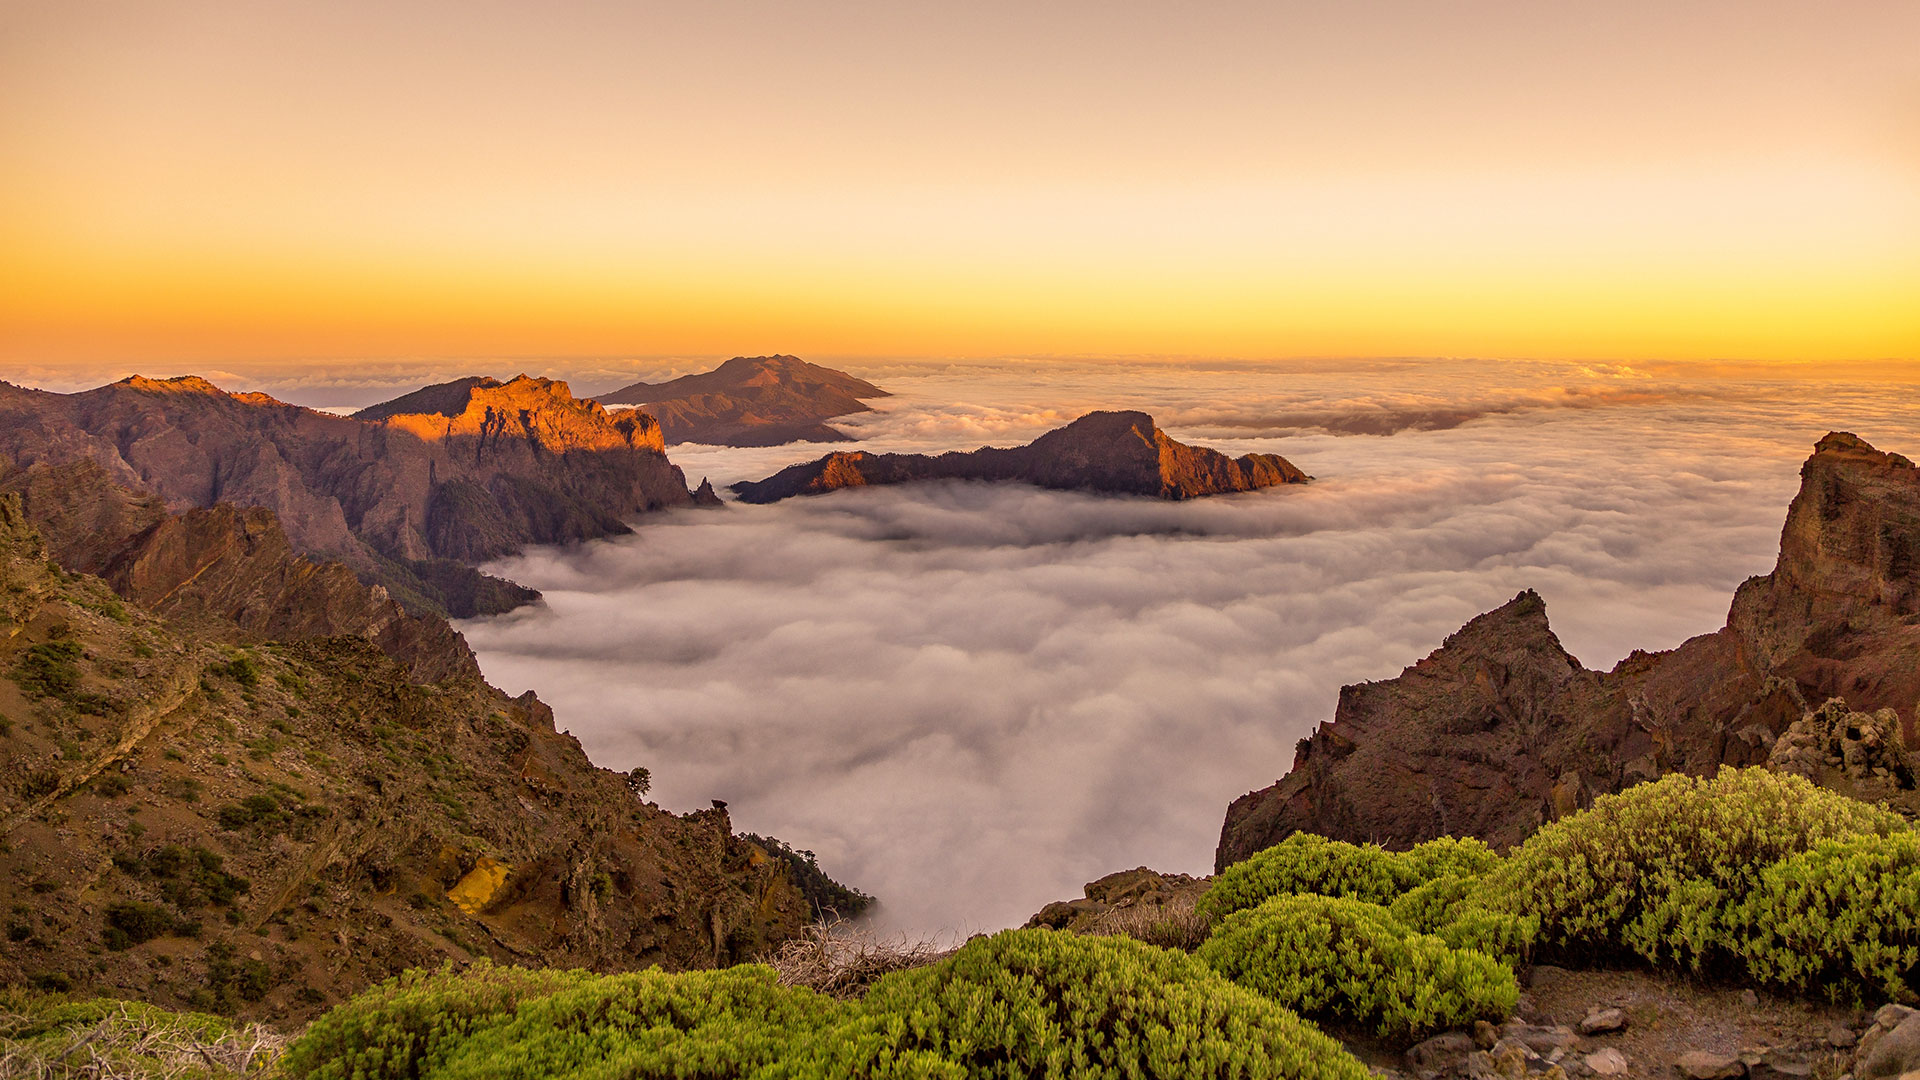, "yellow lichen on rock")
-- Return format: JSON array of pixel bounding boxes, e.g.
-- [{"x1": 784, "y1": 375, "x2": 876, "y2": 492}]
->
[{"x1": 448, "y1": 857, "x2": 511, "y2": 914}]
